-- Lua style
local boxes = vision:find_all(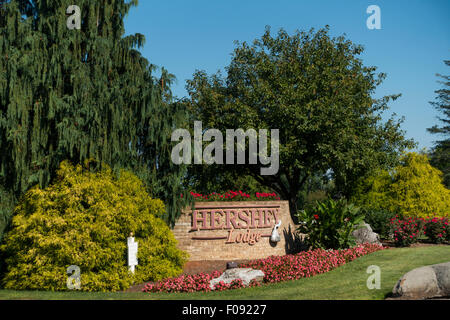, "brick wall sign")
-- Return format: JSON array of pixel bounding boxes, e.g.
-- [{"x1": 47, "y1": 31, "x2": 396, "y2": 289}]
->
[{"x1": 172, "y1": 201, "x2": 297, "y2": 261}]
